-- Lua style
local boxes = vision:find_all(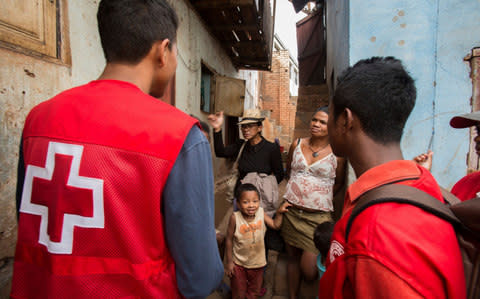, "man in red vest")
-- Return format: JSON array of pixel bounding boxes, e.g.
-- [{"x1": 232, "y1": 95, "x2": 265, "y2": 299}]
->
[
  {"x1": 320, "y1": 57, "x2": 465, "y2": 298},
  {"x1": 11, "y1": 1, "x2": 223, "y2": 298}
]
